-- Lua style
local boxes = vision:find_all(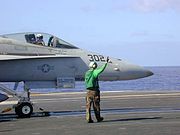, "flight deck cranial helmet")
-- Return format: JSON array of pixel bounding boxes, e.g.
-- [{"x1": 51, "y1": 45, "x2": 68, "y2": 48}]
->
[{"x1": 89, "y1": 62, "x2": 97, "y2": 69}]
